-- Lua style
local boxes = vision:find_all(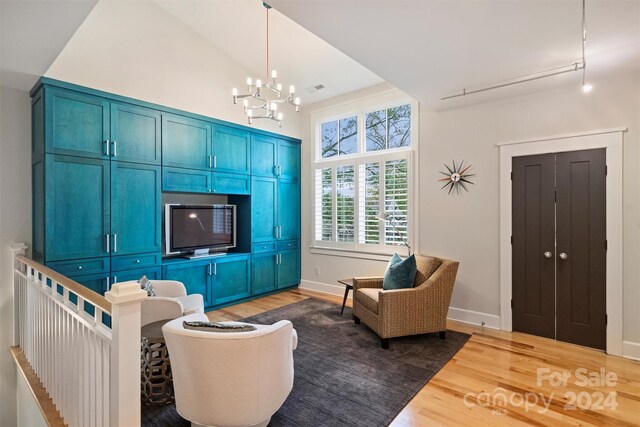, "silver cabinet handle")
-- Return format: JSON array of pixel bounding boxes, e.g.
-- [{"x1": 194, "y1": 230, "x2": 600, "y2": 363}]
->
[
  {"x1": 112, "y1": 140, "x2": 117, "y2": 157},
  {"x1": 113, "y1": 276, "x2": 117, "y2": 285},
  {"x1": 544, "y1": 251, "x2": 552, "y2": 259},
  {"x1": 214, "y1": 263, "x2": 217, "y2": 275},
  {"x1": 277, "y1": 165, "x2": 281, "y2": 176},
  {"x1": 559, "y1": 252, "x2": 568, "y2": 260},
  {"x1": 113, "y1": 234, "x2": 117, "y2": 253},
  {"x1": 104, "y1": 140, "x2": 110, "y2": 156},
  {"x1": 106, "y1": 234, "x2": 110, "y2": 253},
  {"x1": 106, "y1": 276, "x2": 110, "y2": 291},
  {"x1": 274, "y1": 226, "x2": 278, "y2": 239},
  {"x1": 213, "y1": 155, "x2": 217, "y2": 169},
  {"x1": 78, "y1": 265, "x2": 83, "y2": 270},
  {"x1": 209, "y1": 155, "x2": 213, "y2": 168}
]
